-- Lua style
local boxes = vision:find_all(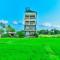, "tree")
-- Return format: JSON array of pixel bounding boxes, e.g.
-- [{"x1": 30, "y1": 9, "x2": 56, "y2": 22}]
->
[
  {"x1": 0, "y1": 22, "x2": 5, "y2": 28},
  {"x1": 33, "y1": 32, "x2": 38, "y2": 37},
  {"x1": 53, "y1": 29, "x2": 60, "y2": 34},
  {"x1": 38, "y1": 29, "x2": 49, "y2": 35},
  {"x1": 6, "y1": 25, "x2": 16, "y2": 37},
  {"x1": 49, "y1": 29, "x2": 60, "y2": 35},
  {"x1": 2, "y1": 33, "x2": 10, "y2": 38},
  {"x1": 16, "y1": 30, "x2": 25, "y2": 38},
  {"x1": 6, "y1": 25, "x2": 15, "y2": 32},
  {"x1": 0, "y1": 29, "x2": 4, "y2": 38}
]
